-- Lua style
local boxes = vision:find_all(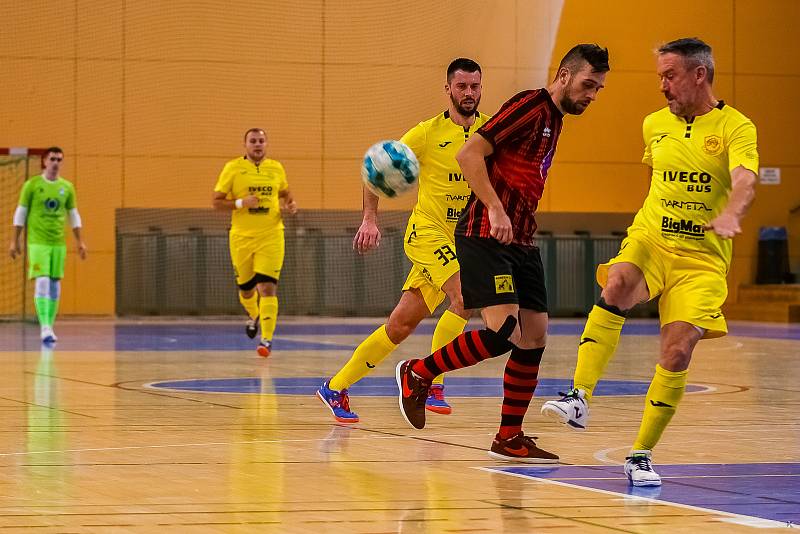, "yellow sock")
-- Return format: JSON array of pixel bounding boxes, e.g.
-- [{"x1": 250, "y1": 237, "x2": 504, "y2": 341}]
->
[
  {"x1": 329, "y1": 325, "x2": 397, "y2": 391},
  {"x1": 633, "y1": 364, "x2": 688, "y2": 450},
  {"x1": 573, "y1": 305, "x2": 626, "y2": 400},
  {"x1": 259, "y1": 296, "x2": 278, "y2": 342},
  {"x1": 239, "y1": 291, "x2": 259, "y2": 320},
  {"x1": 430, "y1": 310, "x2": 468, "y2": 386}
]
